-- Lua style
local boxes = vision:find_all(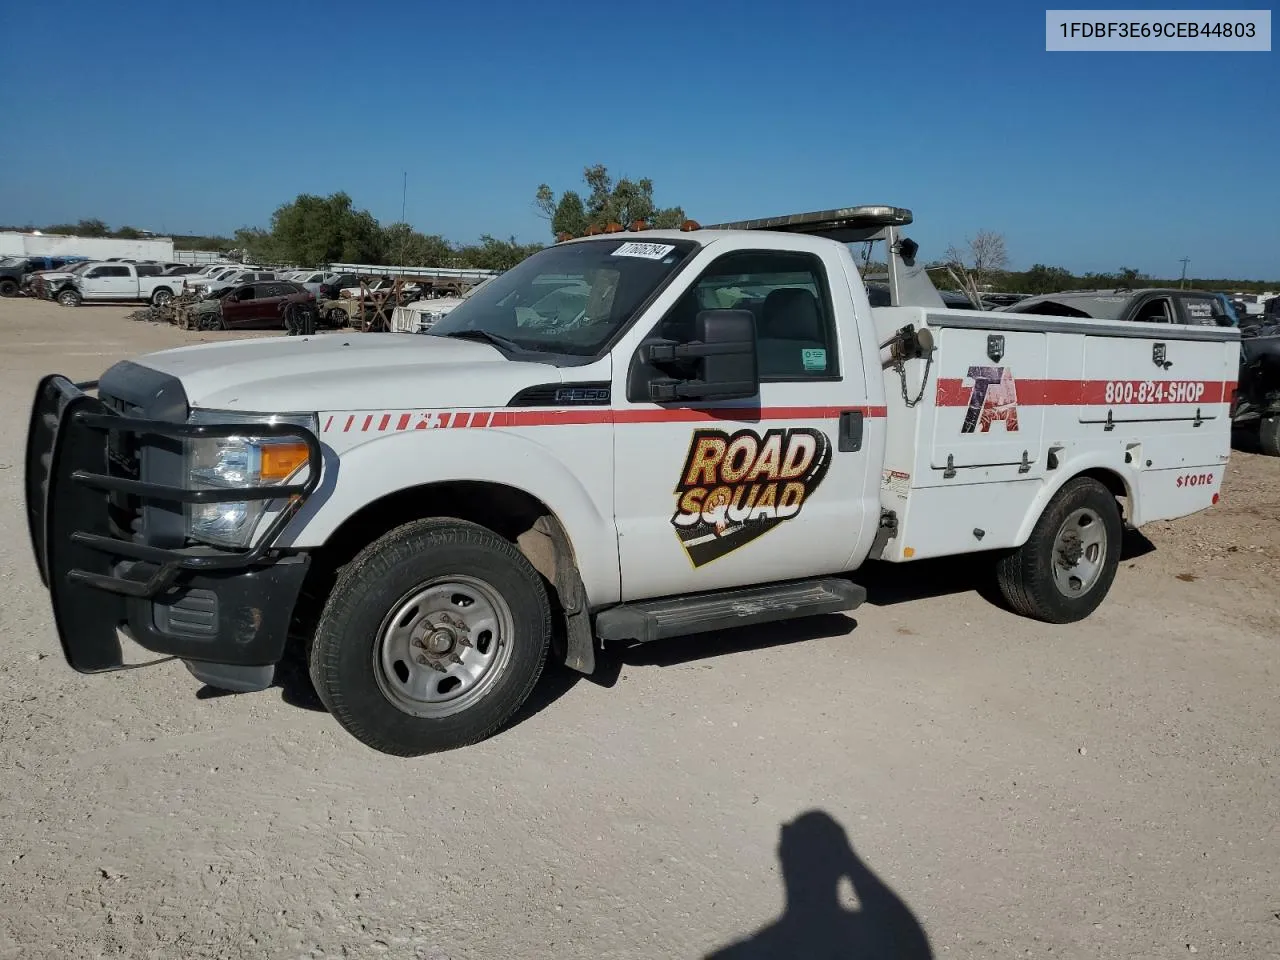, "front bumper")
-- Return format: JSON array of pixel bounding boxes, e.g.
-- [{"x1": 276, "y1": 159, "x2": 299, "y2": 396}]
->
[{"x1": 26, "y1": 375, "x2": 321, "y2": 674}]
